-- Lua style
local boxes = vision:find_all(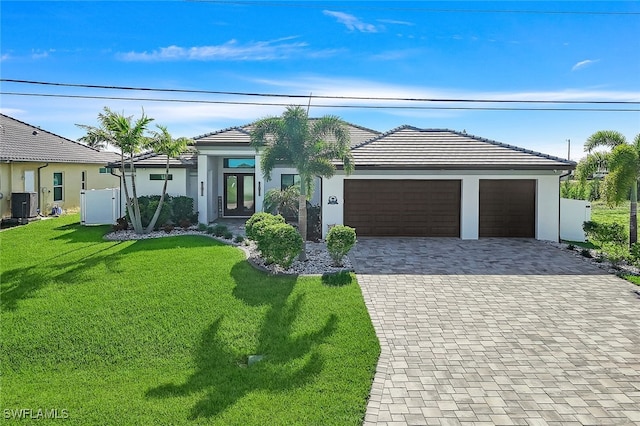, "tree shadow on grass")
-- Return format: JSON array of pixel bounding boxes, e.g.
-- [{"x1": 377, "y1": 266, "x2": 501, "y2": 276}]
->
[
  {"x1": 146, "y1": 262, "x2": 337, "y2": 420},
  {"x1": 321, "y1": 271, "x2": 353, "y2": 287}
]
